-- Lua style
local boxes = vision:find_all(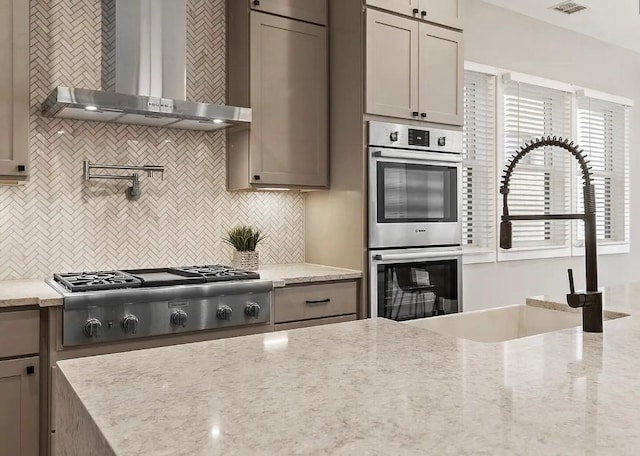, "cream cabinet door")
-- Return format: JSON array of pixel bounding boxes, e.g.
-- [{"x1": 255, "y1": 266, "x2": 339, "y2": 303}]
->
[
  {"x1": 419, "y1": 0, "x2": 461, "y2": 29},
  {"x1": 250, "y1": 0, "x2": 327, "y2": 25},
  {"x1": 418, "y1": 23, "x2": 463, "y2": 126},
  {"x1": 0, "y1": 358, "x2": 39, "y2": 456},
  {"x1": 366, "y1": 9, "x2": 419, "y2": 120},
  {"x1": 365, "y1": 0, "x2": 419, "y2": 18},
  {"x1": 249, "y1": 12, "x2": 328, "y2": 187},
  {"x1": 0, "y1": 0, "x2": 29, "y2": 181}
]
